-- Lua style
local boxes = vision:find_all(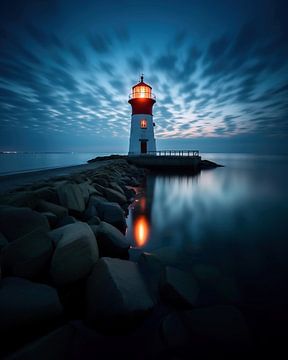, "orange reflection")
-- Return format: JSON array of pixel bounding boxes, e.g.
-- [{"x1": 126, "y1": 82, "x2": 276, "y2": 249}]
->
[{"x1": 134, "y1": 215, "x2": 149, "y2": 247}]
